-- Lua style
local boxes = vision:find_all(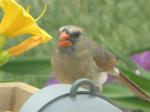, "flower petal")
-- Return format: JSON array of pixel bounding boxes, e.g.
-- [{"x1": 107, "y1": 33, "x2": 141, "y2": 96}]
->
[
  {"x1": 141, "y1": 51, "x2": 150, "y2": 71},
  {"x1": 8, "y1": 36, "x2": 43, "y2": 56},
  {"x1": 0, "y1": 0, "x2": 33, "y2": 36},
  {"x1": 0, "y1": 0, "x2": 52, "y2": 43},
  {"x1": 132, "y1": 51, "x2": 150, "y2": 71},
  {"x1": 132, "y1": 53, "x2": 142, "y2": 66},
  {"x1": 11, "y1": 23, "x2": 53, "y2": 43}
]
